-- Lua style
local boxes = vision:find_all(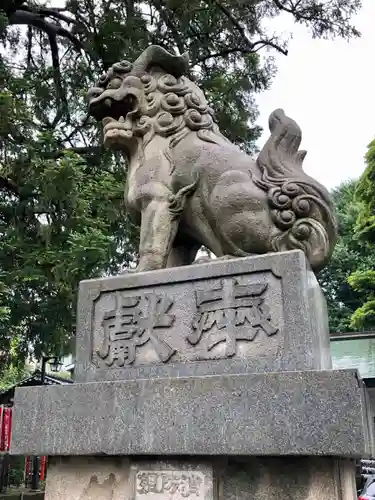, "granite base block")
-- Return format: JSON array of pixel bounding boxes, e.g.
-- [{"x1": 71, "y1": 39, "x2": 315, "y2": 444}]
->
[
  {"x1": 11, "y1": 369, "x2": 372, "y2": 457},
  {"x1": 44, "y1": 456, "x2": 356, "y2": 500},
  {"x1": 75, "y1": 250, "x2": 332, "y2": 383}
]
